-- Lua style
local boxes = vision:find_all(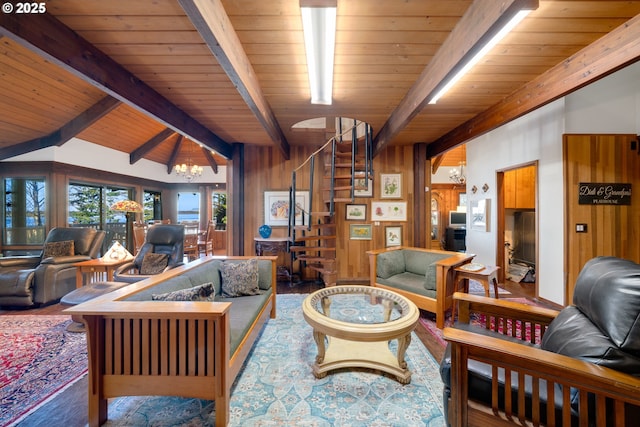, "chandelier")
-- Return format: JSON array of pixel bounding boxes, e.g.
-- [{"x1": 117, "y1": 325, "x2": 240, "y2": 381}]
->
[
  {"x1": 449, "y1": 161, "x2": 466, "y2": 185},
  {"x1": 175, "y1": 141, "x2": 204, "y2": 182}
]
